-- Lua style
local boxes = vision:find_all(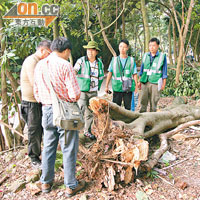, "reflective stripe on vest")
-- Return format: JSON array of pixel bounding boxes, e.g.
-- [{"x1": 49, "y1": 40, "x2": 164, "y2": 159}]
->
[
  {"x1": 143, "y1": 69, "x2": 162, "y2": 74},
  {"x1": 77, "y1": 58, "x2": 90, "y2": 79},
  {"x1": 113, "y1": 57, "x2": 118, "y2": 79},
  {"x1": 156, "y1": 52, "x2": 164, "y2": 72},
  {"x1": 142, "y1": 53, "x2": 148, "y2": 63}
]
